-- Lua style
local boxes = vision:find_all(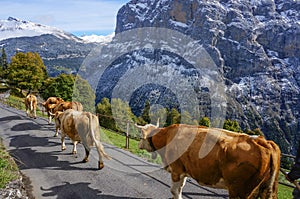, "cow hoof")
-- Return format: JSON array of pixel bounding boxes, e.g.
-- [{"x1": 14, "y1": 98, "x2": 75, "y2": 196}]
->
[
  {"x1": 98, "y1": 162, "x2": 104, "y2": 170},
  {"x1": 53, "y1": 134, "x2": 58, "y2": 137},
  {"x1": 72, "y1": 151, "x2": 77, "y2": 154},
  {"x1": 62, "y1": 148, "x2": 66, "y2": 151},
  {"x1": 82, "y1": 158, "x2": 89, "y2": 163}
]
